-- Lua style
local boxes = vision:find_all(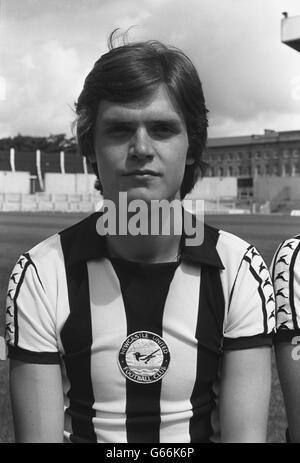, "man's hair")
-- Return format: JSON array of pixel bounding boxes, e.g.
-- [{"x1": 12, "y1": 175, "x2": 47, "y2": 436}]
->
[{"x1": 75, "y1": 31, "x2": 208, "y2": 198}]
